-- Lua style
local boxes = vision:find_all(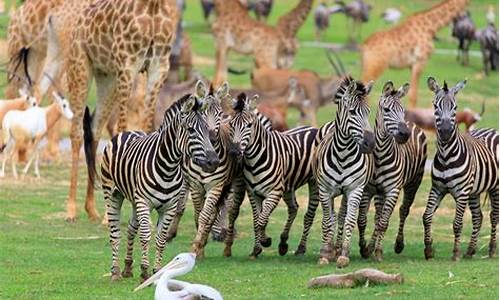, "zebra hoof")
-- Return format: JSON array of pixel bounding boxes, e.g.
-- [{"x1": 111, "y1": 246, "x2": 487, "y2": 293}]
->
[
  {"x1": 249, "y1": 247, "x2": 262, "y2": 259},
  {"x1": 373, "y1": 249, "x2": 383, "y2": 262},
  {"x1": 261, "y1": 237, "x2": 272, "y2": 248},
  {"x1": 223, "y1": 247, "x2": 232, "y2": 257},
  {"x1": 295, "y1": 244, "x2": 306, "y2": 256},
  {"x1": 318, "y1": 257, "x2": 330, "y2": 265},
  {"x1": 165, "y1": 232, "x2": 177, "y2": 243},
  {"x1": 394, "y1": 238, "x2": 405, "y2": 254},
  {"x1": 489, "y1": 242, "x2": 497, "y2": 258},
  {"x1": 278, "y1": 242, "x2": 288, "y2": 256},
  {"x1": 111, "y1": 273, "x2": 122, "y2": 282},
  {"x1": 122, "y1": 260, "x2": 133, "y2": 278},
  {"x1": 336, "y1": 255, "x2": 350, "y2": 269},
  {"x1": 424, "y1": 245, "x2": 434, "y2": 260},
  {"x1": 360, "y1": 245, "x2": 371, "y2": 259}
]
